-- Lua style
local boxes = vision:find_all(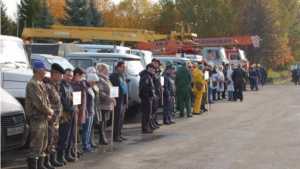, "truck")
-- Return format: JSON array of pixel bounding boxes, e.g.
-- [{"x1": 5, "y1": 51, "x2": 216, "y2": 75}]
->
[
  {"x1": 225, "y1": 48, "x2": 249, "y2": 68},
  {"x1": 0, "y1": 35, "x2": 31, "y2": 151}
]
